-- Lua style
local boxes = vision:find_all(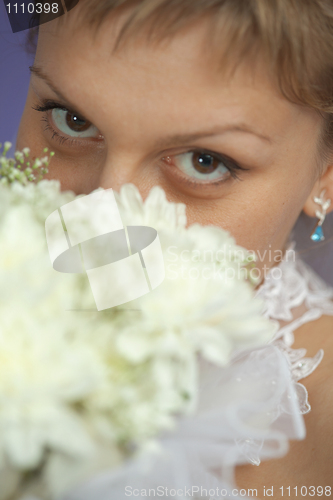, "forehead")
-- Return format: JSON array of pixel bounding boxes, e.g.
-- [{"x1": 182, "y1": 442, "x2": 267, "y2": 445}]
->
[
  {"x1": 34, "y1": 8, "x2": 317, "y2": 149},
  {"x1": 38, "y1": 5, "x2": 274, "y2": 86}
]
